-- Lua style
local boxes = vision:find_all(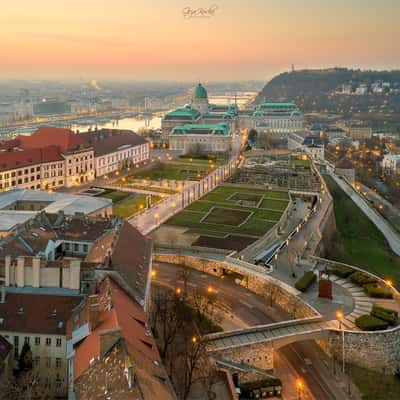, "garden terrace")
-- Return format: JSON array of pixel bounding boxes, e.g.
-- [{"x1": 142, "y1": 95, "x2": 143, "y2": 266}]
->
[{"x1": 164, "y1": 186, "x2": 289, "y2": 251}]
